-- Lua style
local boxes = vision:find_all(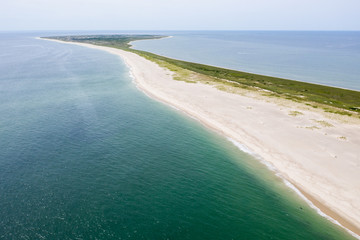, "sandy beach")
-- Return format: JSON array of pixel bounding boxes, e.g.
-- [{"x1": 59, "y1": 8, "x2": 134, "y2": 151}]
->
[{"x1": 42, "y1": 38, "x2": 360, "y2": 238}]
